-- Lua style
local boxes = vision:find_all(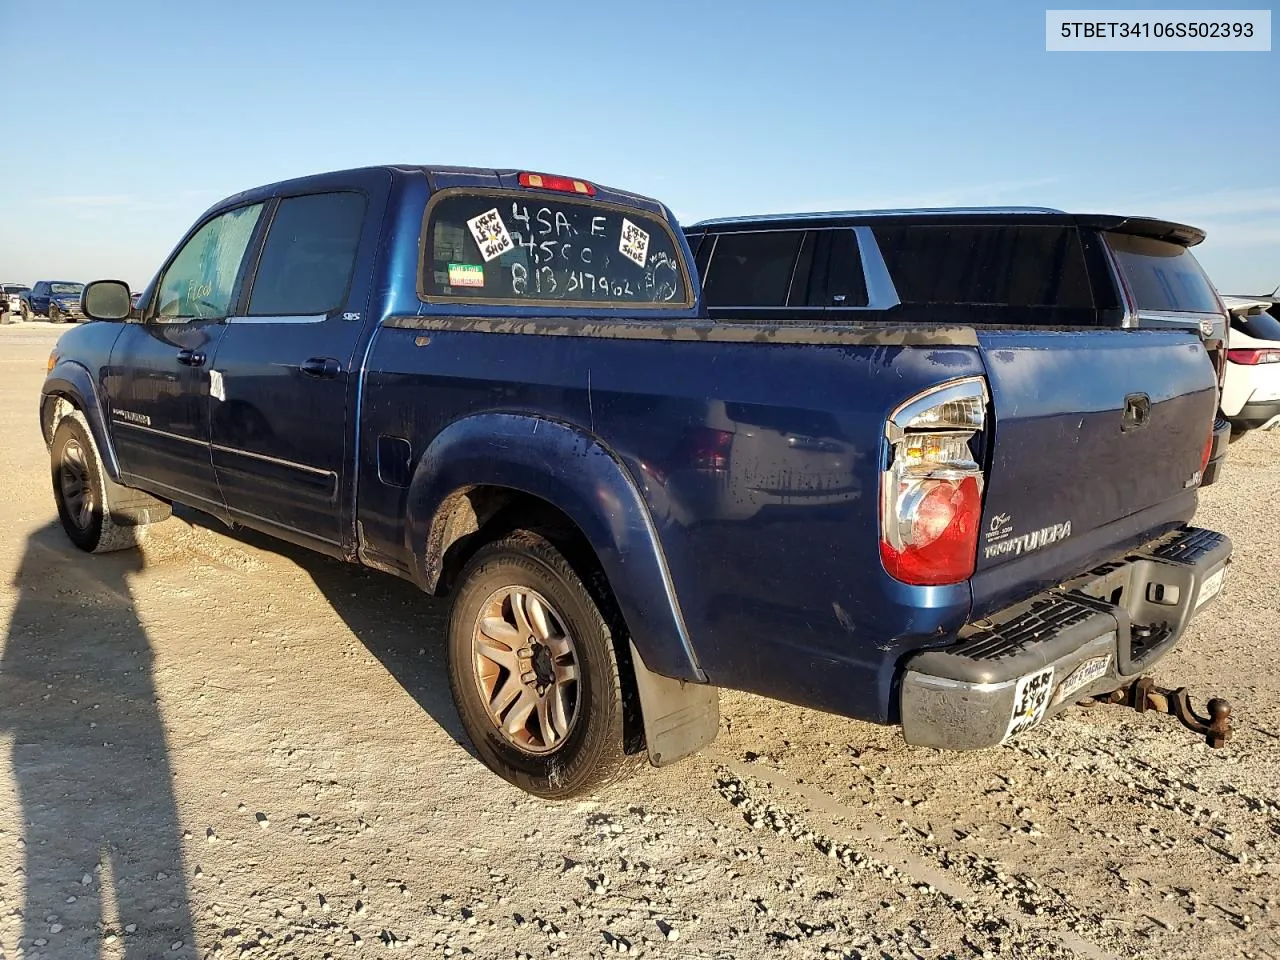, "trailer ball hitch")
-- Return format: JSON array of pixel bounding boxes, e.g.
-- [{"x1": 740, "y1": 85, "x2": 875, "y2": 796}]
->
[{"x1": 1093, "y1": 676, "x2": 1232, "y2": 748}]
